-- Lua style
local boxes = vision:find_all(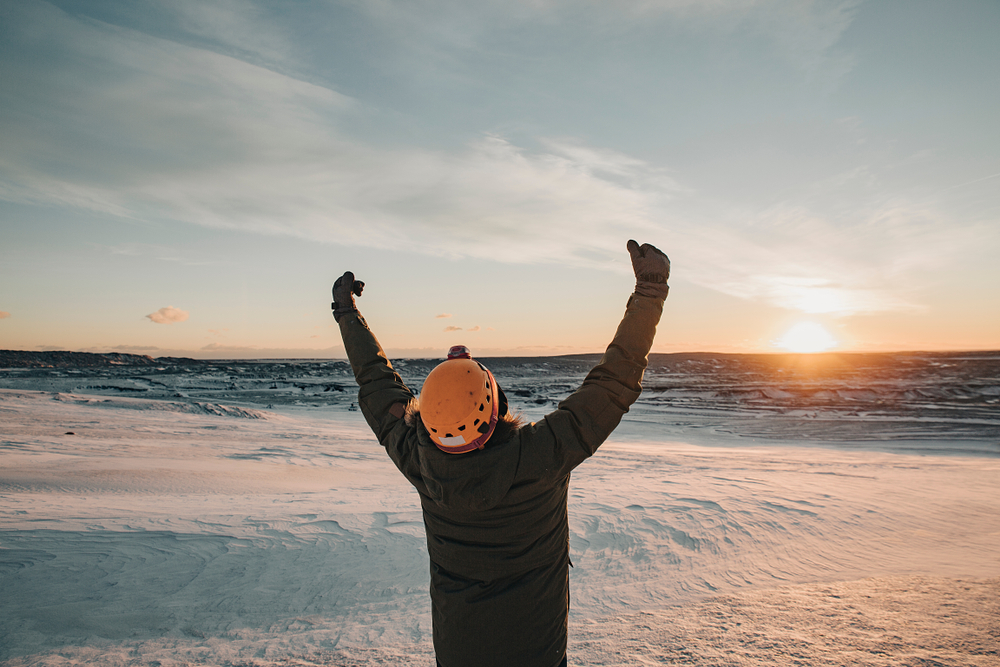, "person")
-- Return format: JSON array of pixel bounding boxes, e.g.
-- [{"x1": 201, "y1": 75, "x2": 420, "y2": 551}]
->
[{"x1": 331, "y1": 240, "x2": 670, "y2": 667}]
